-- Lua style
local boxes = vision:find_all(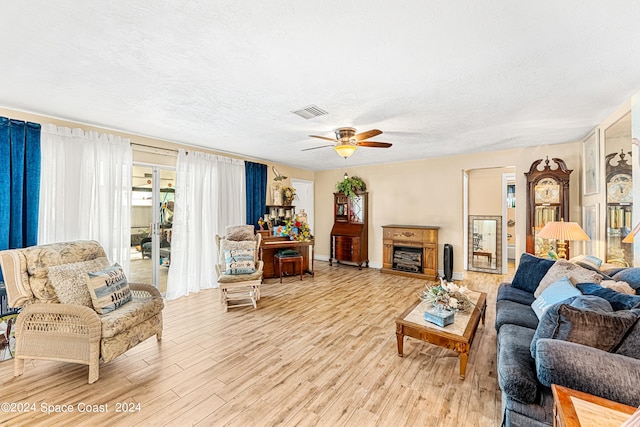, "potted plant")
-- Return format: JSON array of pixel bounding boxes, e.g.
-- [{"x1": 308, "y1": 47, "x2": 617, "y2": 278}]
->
[{"x1": 336, "y1": 176, "x2": 366, "y2": 199}]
